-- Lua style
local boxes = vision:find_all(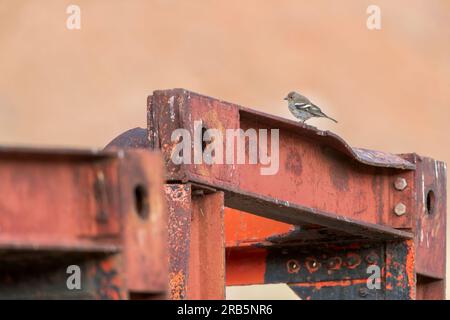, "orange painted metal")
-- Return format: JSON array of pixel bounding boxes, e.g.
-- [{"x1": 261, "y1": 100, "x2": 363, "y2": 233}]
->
[
  {"x1": 384, "y1": 240, "x2": 416, "y2": 299},
  {"x1": 226, "y1": 247, "x2": 267, "y2": 286},
  {"x1": 225, "y1": 208, "x2": 293, "y2": 248}
]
